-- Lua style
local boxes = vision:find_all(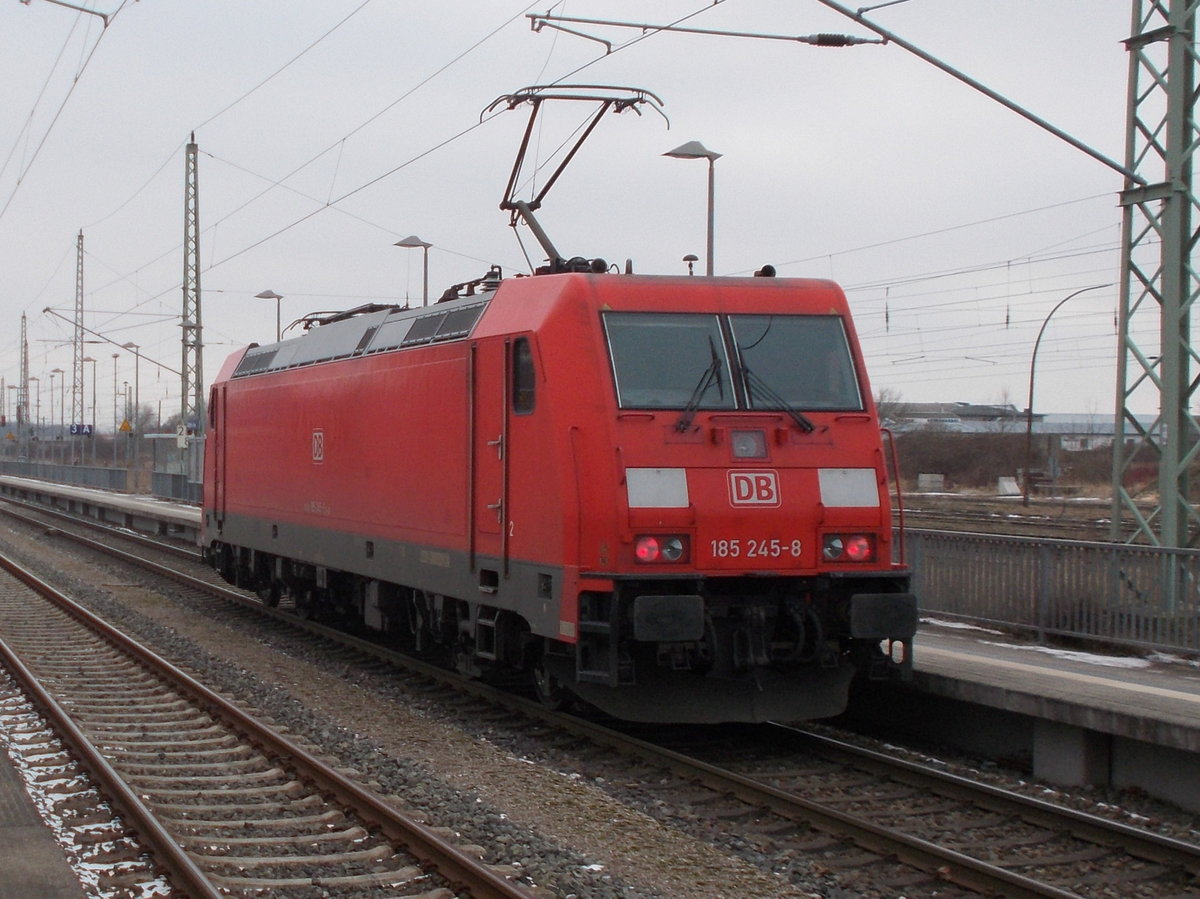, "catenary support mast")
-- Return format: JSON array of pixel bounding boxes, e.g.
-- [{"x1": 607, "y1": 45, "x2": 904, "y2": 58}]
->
[
  {"x1": 181, "y1": 135, "x2": 204, "y2": 438},
  {"x1": 1111, "y1": 0, "x2": 1200, "y2": 547}
]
